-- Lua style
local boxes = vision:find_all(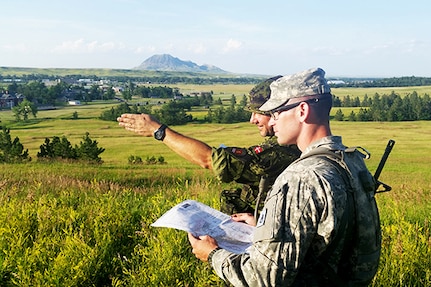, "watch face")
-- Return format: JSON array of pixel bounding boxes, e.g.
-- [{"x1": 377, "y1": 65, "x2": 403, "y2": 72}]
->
[
  {"x1": 155, "y1": 130, "x2": 164, "y2": 140},
  {"x1": 154, "y1": 124, "x2": 167, "y2": 140}
]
